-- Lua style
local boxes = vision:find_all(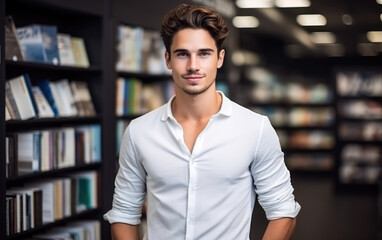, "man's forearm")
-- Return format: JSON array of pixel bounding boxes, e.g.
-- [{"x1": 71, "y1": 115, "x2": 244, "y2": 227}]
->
[
  {"x1": 262, "y1": 217, "x2": 296, "y2": 240},
  {"x1": 111, "y1": 223, "x2": 140, "y2": 240}
]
